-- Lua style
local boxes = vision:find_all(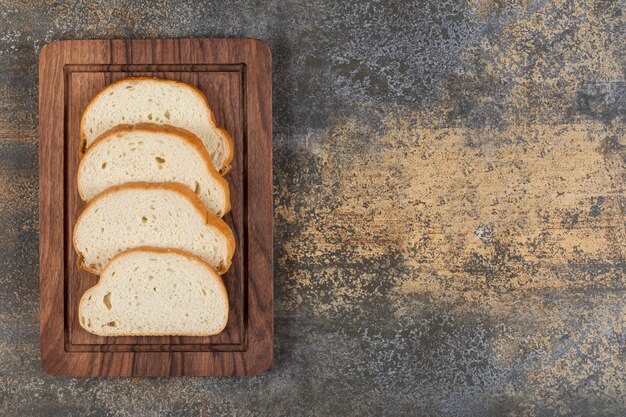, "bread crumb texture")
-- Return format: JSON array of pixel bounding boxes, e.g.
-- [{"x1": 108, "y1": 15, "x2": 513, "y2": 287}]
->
[{"x1": 79, "y1": 250, "x2": 228, "y2": 336}]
